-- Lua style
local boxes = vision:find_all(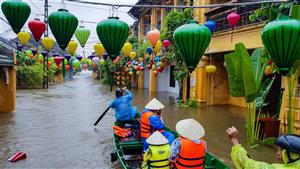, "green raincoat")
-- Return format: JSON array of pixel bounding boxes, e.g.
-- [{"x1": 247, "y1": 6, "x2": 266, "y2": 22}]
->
[{"x1": 231, "y1": 144, "x2": 300, "y2": 169}]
